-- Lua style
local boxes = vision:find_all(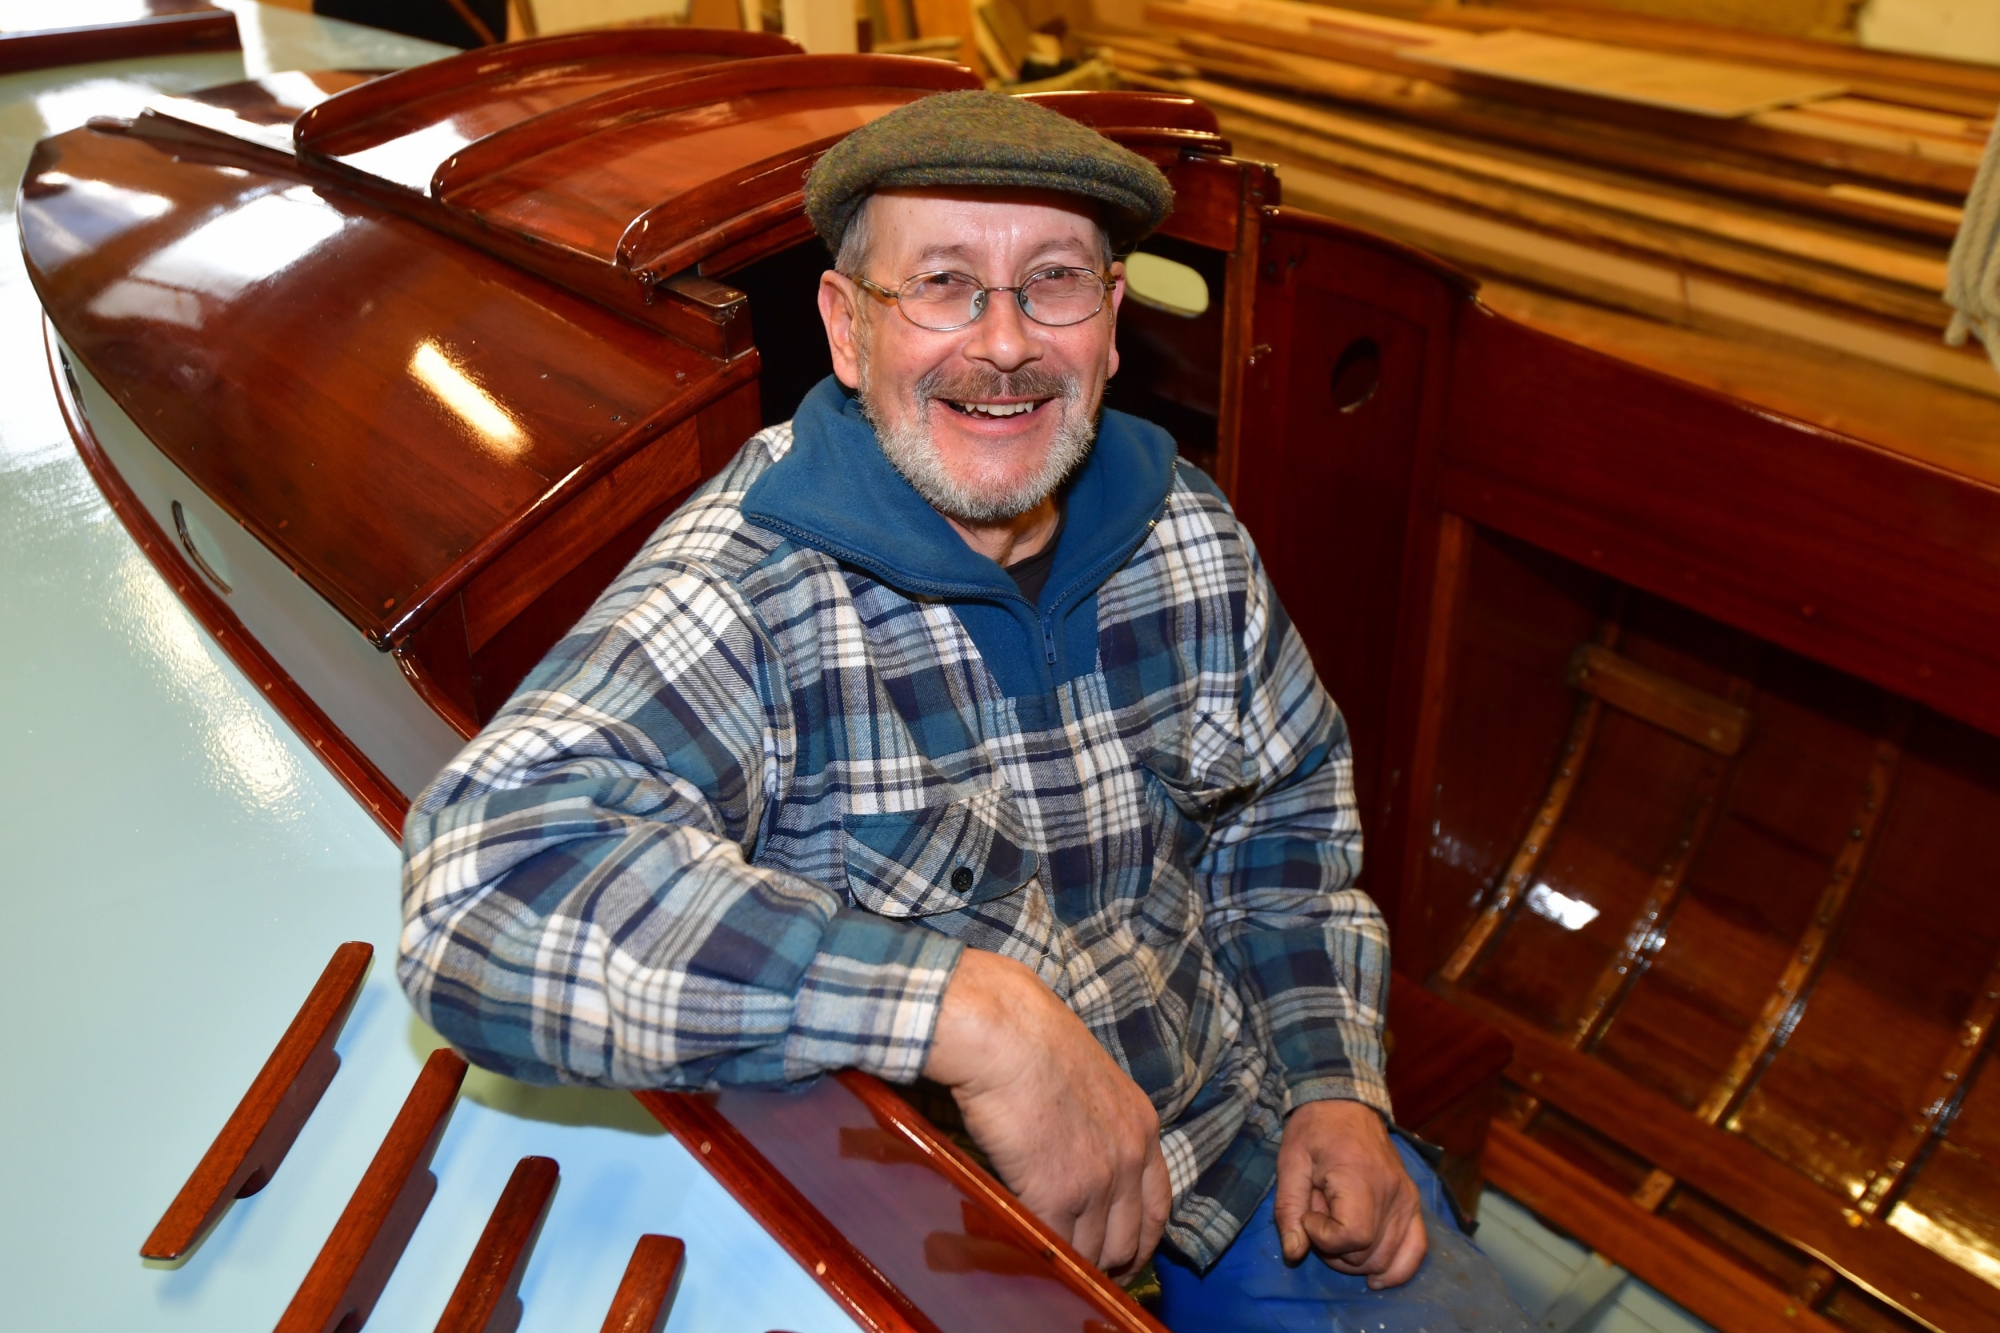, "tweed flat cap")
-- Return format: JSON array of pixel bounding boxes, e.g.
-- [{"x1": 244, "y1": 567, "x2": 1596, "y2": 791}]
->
[{"x1": 805, "y1": 90, "x2": 1174, "y2": 255}]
